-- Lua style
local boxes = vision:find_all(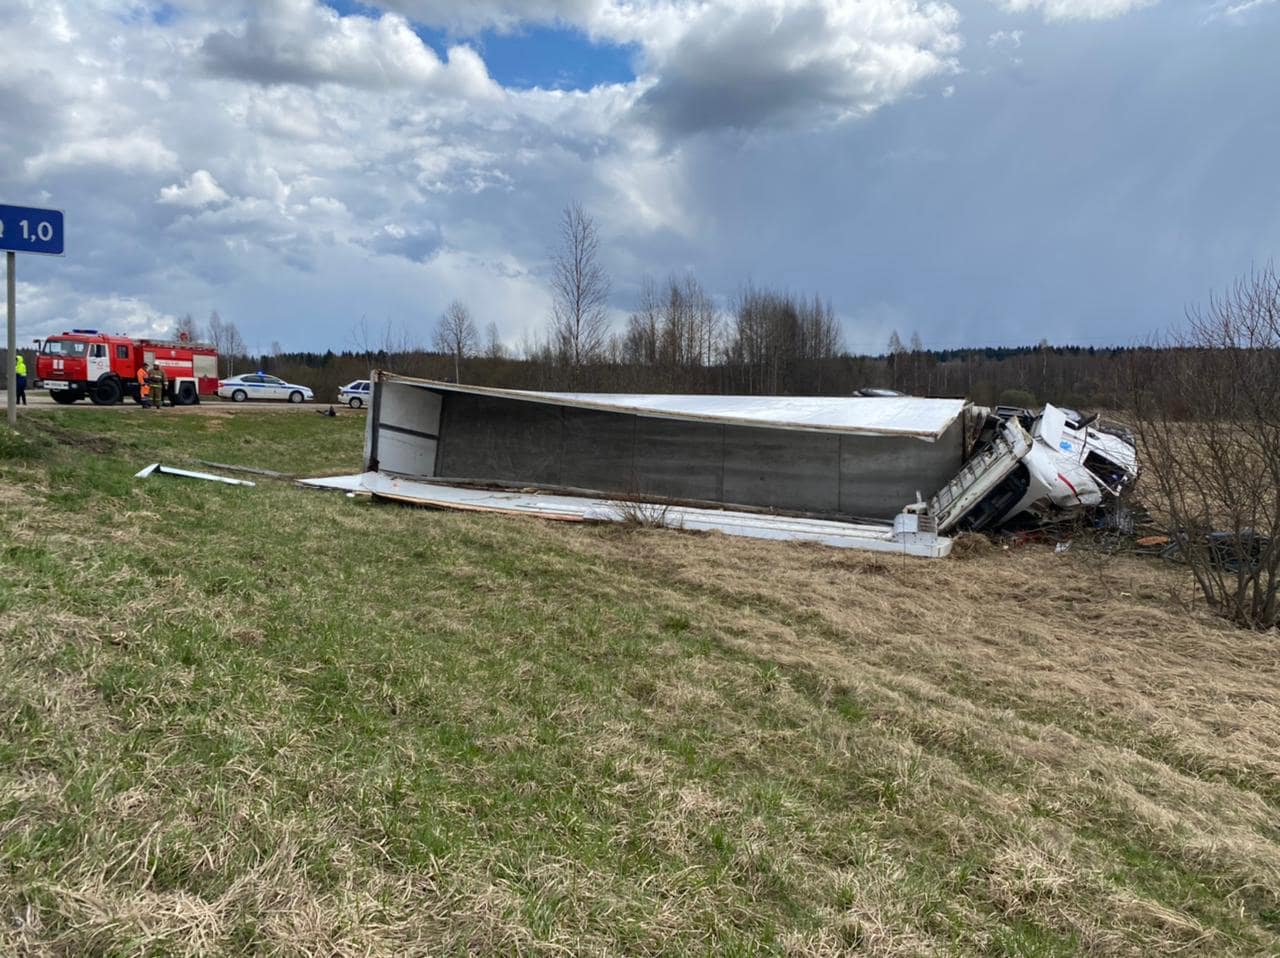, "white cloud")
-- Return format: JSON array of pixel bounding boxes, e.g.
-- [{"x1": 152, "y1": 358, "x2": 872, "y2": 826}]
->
[
  {"x1": 988, "y1": 29, "x2": 1024, "y2": 48},
  {"x1": 378, "y1": 1, "x2": 965, "y2": 134},
  {"x1": 992, "y1": 0, "x2": 1159, "y2": 20},
  {"x1": 158, "y1": 170, "x2": 231, "y2": 208},
  {"x1": 1211, "y1": 0, "x2": 1277, "y2": 16},
  {"x1": 20, "y1": 288, "x2": 181, "y2": 342},
  {"x1": 633, "y1": 1, "x2": 962, "y2": 135},
  {"x1": 24, "y1": 133, "x2": 179, "y2": 178},
  {"x1": 199, "y1": 0, "x2": 502, "y2": 98}
]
